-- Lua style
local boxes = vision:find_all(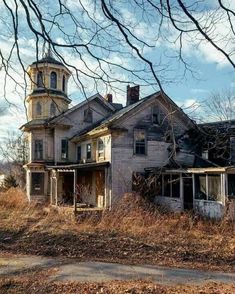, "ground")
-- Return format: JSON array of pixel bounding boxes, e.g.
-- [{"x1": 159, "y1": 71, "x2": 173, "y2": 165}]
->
[{"x1": 0, "y1": 189, "x2": 234, "y2": 293}]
